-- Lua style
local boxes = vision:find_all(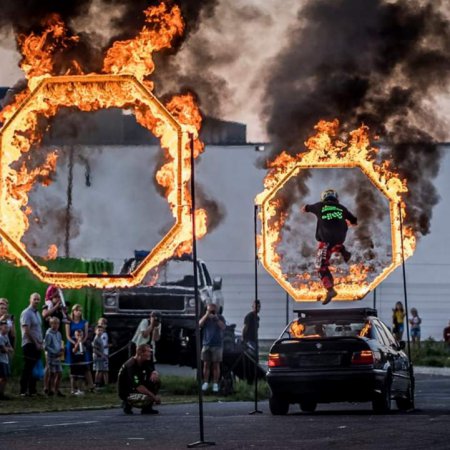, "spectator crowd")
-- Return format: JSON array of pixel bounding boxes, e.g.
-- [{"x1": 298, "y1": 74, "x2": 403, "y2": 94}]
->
[{"x1": 0, "y1": 286, "x2": 111, "y2": 400}]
